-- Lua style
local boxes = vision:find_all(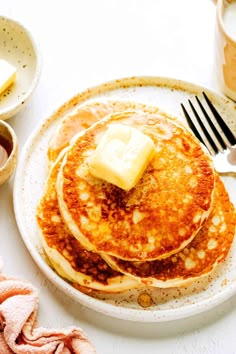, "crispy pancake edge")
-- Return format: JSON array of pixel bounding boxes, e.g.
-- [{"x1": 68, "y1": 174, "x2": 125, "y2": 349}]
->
[{"x1": 36, "y1": 149, "x2": 140, "y2": 293}]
